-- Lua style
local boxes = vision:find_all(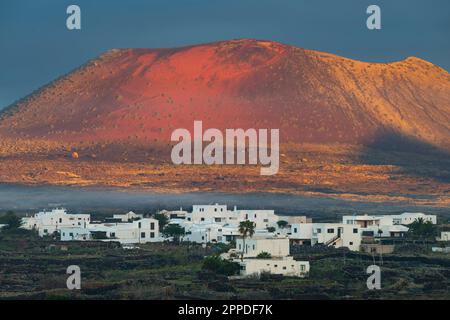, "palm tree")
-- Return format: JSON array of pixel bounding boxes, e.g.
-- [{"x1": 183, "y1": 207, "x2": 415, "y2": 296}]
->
[
  {"x1": 238, "y1": 220, "x2": 255, "y2": 261},
  {"x1": 408, "y1": 217, "x2": 436, "y2": 245}
]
